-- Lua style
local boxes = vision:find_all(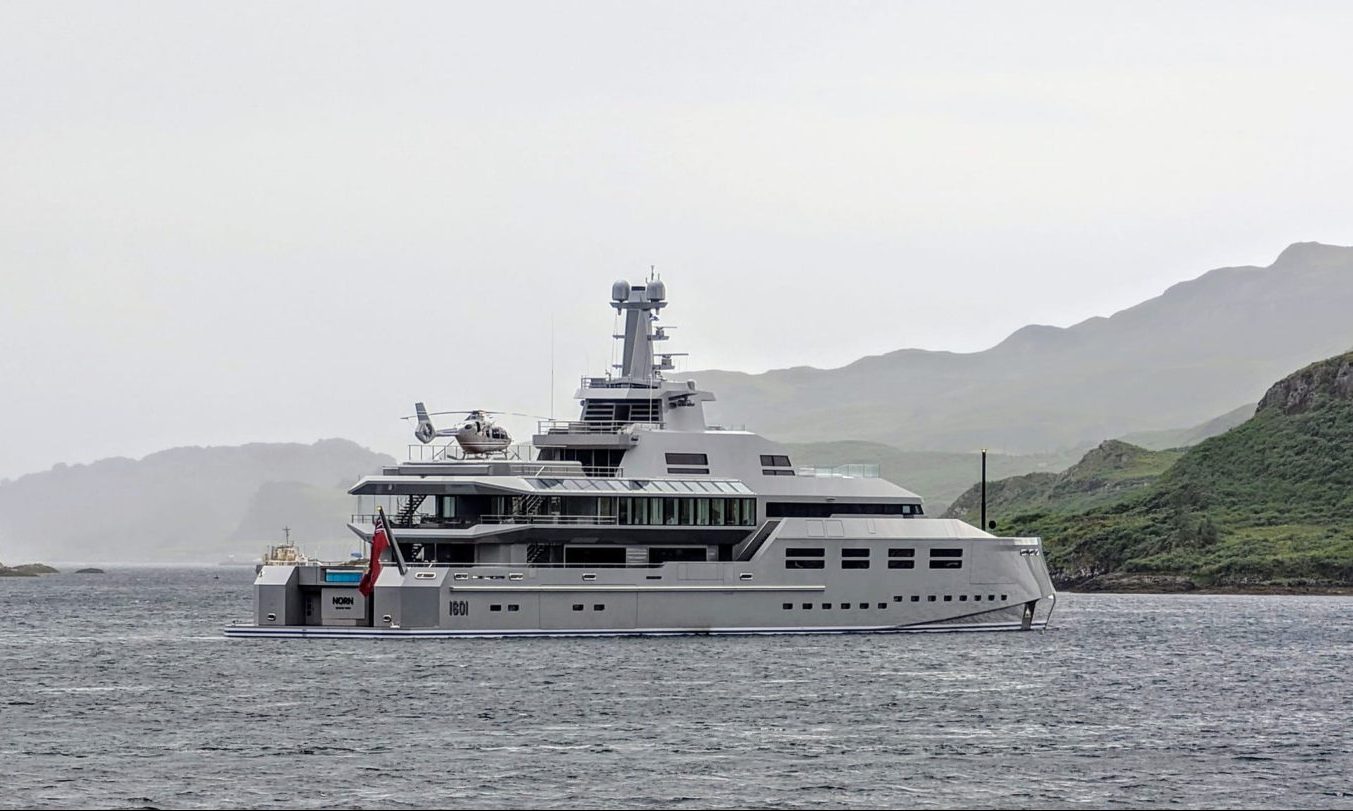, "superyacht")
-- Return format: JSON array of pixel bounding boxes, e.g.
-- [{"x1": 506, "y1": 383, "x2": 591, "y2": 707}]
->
[{"x1": 226, "y1": 278, "x2": 1056, "y2": 638}]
